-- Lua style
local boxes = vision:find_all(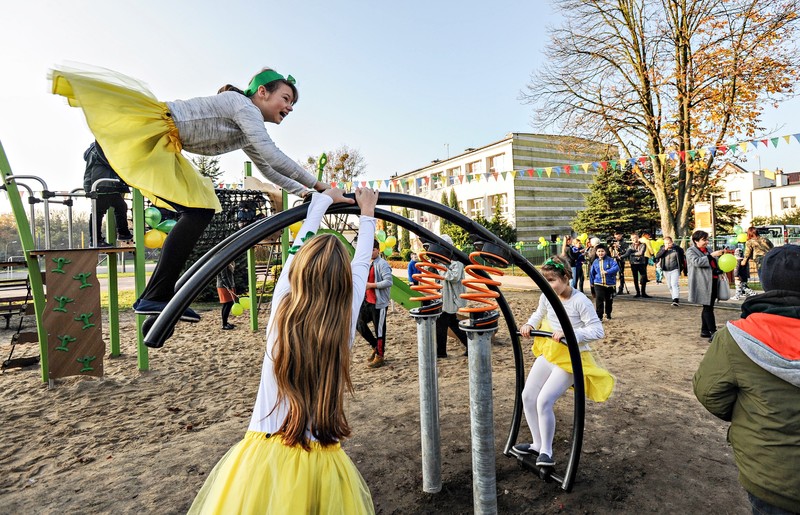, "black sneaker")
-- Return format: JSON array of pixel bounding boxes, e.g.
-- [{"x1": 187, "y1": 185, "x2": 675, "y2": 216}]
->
[
  {"x1": 222, "y1": 323, "x2": 235, "y2": 330},
  {"x1": 513, "y1": 443, "x2": 537, "y2": 456},
  {"x1": 700, "y1": 331, "x2": 712, "y2": 338},
  {"x1": 671, "y1": 299, "x2": 679, "y2": 306},
  {"x1": 641, "y1": 294, "x2": 652, "y2": 298},
  {"x1": 634, "y1": 294, "x2": 641, "y2": 298},
  {"x1": 606, "y1": 314, "x2": 612, "y2": 320},
  {"x1": 536, "y1": 453, "x2": 555, "y2": 467}
]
